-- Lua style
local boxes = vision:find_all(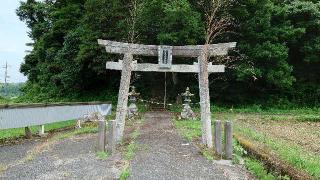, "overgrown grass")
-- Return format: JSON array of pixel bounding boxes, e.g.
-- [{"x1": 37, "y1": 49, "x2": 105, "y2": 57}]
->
[
  {"x1": 169, "y1": 104, "x2": 320, "y2": 116},
  {"x1": 174, "y1": 118, "x2": 293, "y2": 179},
  {"x1": 233, "y1": 139, "x2": 284, "y2": 179},
  {"x1": 175, "y1": 118, "x2": 222, "y2": 161},
  {"x1": 119, "y1": 117, "x2": 143, "y2": 180},
  {"x1": 201, "y1": 148, "x2": 214, "y2": 161},
  {"x1": 235, "y1": 125, "x2": 320, "y2": 178},
  {"x1": 96, "y1": 151, "x2": 110, "y2": 160},
  {"x1": 211, "y1": 105, "x2": 320, "y2": 115},
  {"x1": 295, "y1": 114, "x2": 320, "y2": 122},
  {"x1": 174, "y1": 119, "x2": 202, "y2": 141},
  {"x1": 130, "y1": 130, "x2": 140, "y2": 140},
  {"x1": 119, "y1": 167, "x2": 130, "y2": 180},
  {"x1": 124, "y1": 129, "x2": 141, "y2": 161},
  {"x1": 0, "y1": 96, "x2": 9, "y2": 104},
  {"x1": 124, "y1": 143, "x2": 138, "y2": 161},
  {"x1": 54, "y1": 125, "x2": 97, "y2": 140},
  {"x1": 259, "y1": 114, "x2": 320, "y2": 122},
  {"x1": 0, "y1": 120, "x2": 76, "y2": 140},
  {"x1": 137, "y1": 103, "x2": 149, "y2": 113},
  {"x1": 244, "y1": 158, "x2": 278, "y2": 180}
]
